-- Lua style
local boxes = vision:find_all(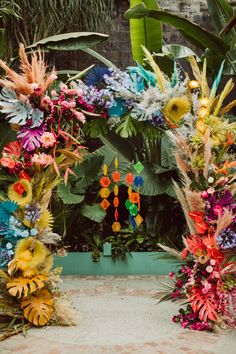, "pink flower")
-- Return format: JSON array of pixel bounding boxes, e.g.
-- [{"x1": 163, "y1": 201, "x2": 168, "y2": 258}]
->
[
  {"x1": 201, "y1": 191, "x2": 209, "y2": 199},
  {"x1": 60, "y1": 84, "x2": 68, "y2": 92},
  {"x1": 1, "y1": 156, "x2": 16, "y2": 169},
  {"x1": 210, "y1": 259, "x2": 216, "y2": 266},
  {"x1": 69, "y1": 101, "x2": 76, "y2": 108},
  {"x1": 31, "y1": 153, "x2": 53, "y2": 166},
  {"x1": 201, "y1": 280, "x2": 212, "y2": 294},
  {"x1": 41, "y1": 154, "x2": 53, "y2": 166},
  {"x1": 168, "y1": 272, "x2": 175, "y2": 278},
  {"x1": 206, "y1": 265, "x2": 213, "y2": 273},
  {"x1": 75, "y1": 88, "x2": 83, "y2": 96},
  {"x1": 61, "y1": 100, "x2": 70, "y2": 109},
  {"x1": 51, "y1": 90, "x2": 57, "y2": 97},
  {"x1": 207, "y1": 187, "x2": 215, "y2": 194},
  {"x1": 40, "y1": 132, "x2": 56, "y2": 148},
  {"x1": 66, "y1": 89, "x2": 76, "y2": 96},
  {"x1": 74, "y1": 111, "x2": 86, "y2": 123},
  {"x1": 213, "y1": 205, "x2": 223, "y2": 216},
  {"x1": 50, "y1": 74, "x2": 57, "y2": 81}
]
